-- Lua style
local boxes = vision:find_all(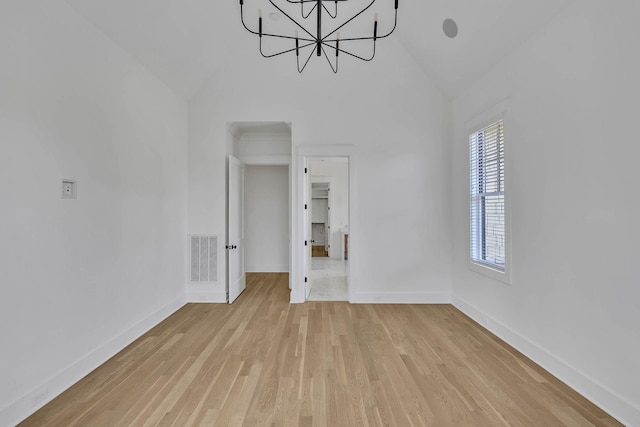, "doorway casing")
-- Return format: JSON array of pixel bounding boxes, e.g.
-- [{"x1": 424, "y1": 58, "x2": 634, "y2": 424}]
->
[
  {"x1": 226, "y1": 121, "x2": 292, "y2": 301},
  {"x1": 291, "y1": 145, "x2": 357, "y2": 303}
]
